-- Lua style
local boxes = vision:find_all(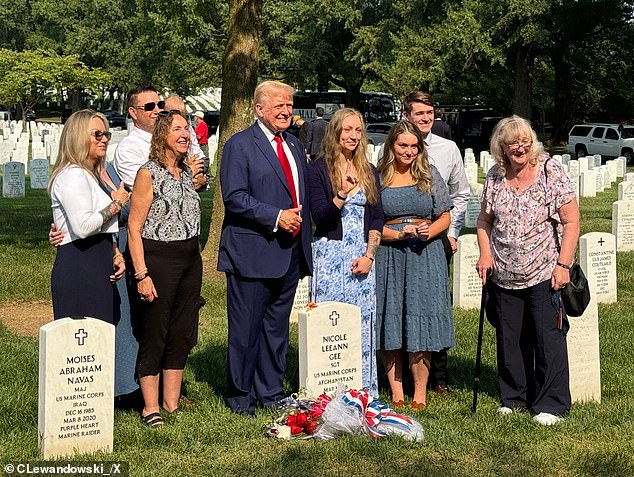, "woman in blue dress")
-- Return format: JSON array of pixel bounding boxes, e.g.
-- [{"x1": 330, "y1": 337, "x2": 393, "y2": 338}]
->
[
  {"x1": 308, "y1": 108, "x2": 384, "y2": 398},
  {"x1": 376, "y1": 120, "x2": 454, "y2": 409}
]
